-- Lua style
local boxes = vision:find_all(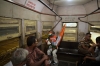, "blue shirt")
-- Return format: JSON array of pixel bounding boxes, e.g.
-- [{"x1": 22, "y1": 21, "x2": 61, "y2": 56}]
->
[{"x1": 95, "y1": 47, "x2": 100, "y2": 61}]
